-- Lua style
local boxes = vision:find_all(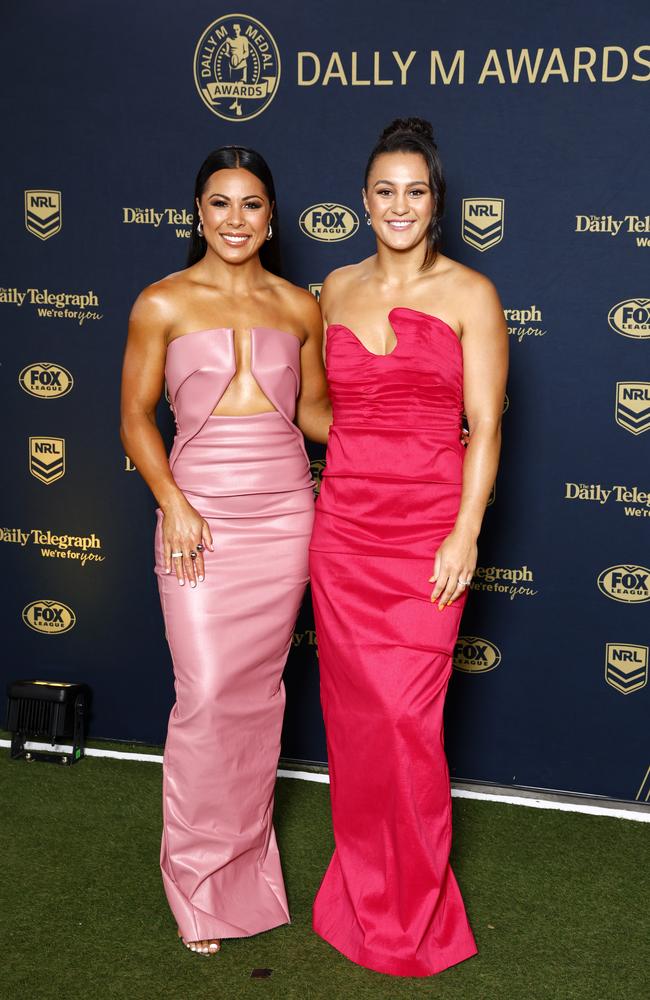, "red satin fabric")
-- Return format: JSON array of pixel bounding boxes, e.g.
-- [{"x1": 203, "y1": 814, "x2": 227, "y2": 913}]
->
[{"x1": 309, "y1": 307, "x2": 477, "y2": 976}]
